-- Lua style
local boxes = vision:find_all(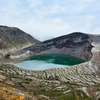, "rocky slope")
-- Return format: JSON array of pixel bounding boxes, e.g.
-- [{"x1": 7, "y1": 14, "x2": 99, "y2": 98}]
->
[
  {"x1": 1, "y1": 31, "x2": 100, "y2": 99},
  {"x1": 0, "y1": 66, "x2": 94, "y2": 100},
  {"x1": 0, "y1": 82, "x2": 37, "y2": 100},
  {"x1": 10, "y1": 32, "x2": 93, "y2": 61},
  {"x1": 0, "y1": 25, "x2": 39, "y2": 49},
  {"x1": 3, "y1": 32, "x2": 100, "y2": 86}
]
